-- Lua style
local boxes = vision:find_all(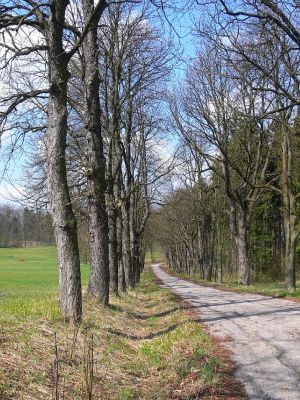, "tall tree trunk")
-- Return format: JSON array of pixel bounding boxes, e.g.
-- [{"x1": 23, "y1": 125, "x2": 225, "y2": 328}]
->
[
  {"x1": 106, "y1": 32, "x2": 122, "y2": 294},
  {"x1": 122, "y1": 98, "x2": 134, "y2": 289},
  {"x1": 117, "y1": 210, "x2": 126, "y2": 291},
  {"x1": 236, "y1": 207, "x2": 250, "y2": 285},
  {"x1": 198, "y1": 229, "x2": 205, "y2": 279},
  {"x1": 46, "y1": 0, "x2": 82, "y2": 322},
  {"x1": 130, "y1": 193, "x2": 139, "y2": 285},
  {"x1": 281, "y1": 127, "x2": 297, "y2": 291},
  {"x1": 132, "y1": 237, "x2": 141, "y2": 284},
  {"x1": 108, "y1": 203, "x2": 118, "y2": 294},
  {"x1": 227, "y1": 184, "x2": 250, "y2": 286},
  {"x1": 216, "y1": 227, "x2": 222, "y2": 283},
  {"x1": 82, "y1": 0, "x2": 109, "y2": 304},
  {"x1": 223, "y1": 162, "x2": 250, "y2": 285},
  {"x1": 122, "y1": 200, "x2": 132, "y2": 289}
]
